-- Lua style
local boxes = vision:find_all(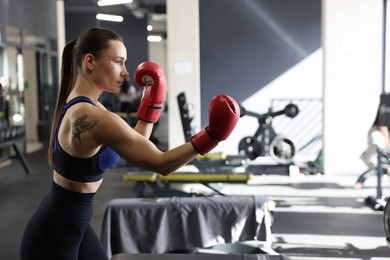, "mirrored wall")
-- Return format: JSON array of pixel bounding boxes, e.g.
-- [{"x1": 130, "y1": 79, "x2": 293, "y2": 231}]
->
[{"x1": 0, "y1": 25, "x2": 58, "y2": 154}]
